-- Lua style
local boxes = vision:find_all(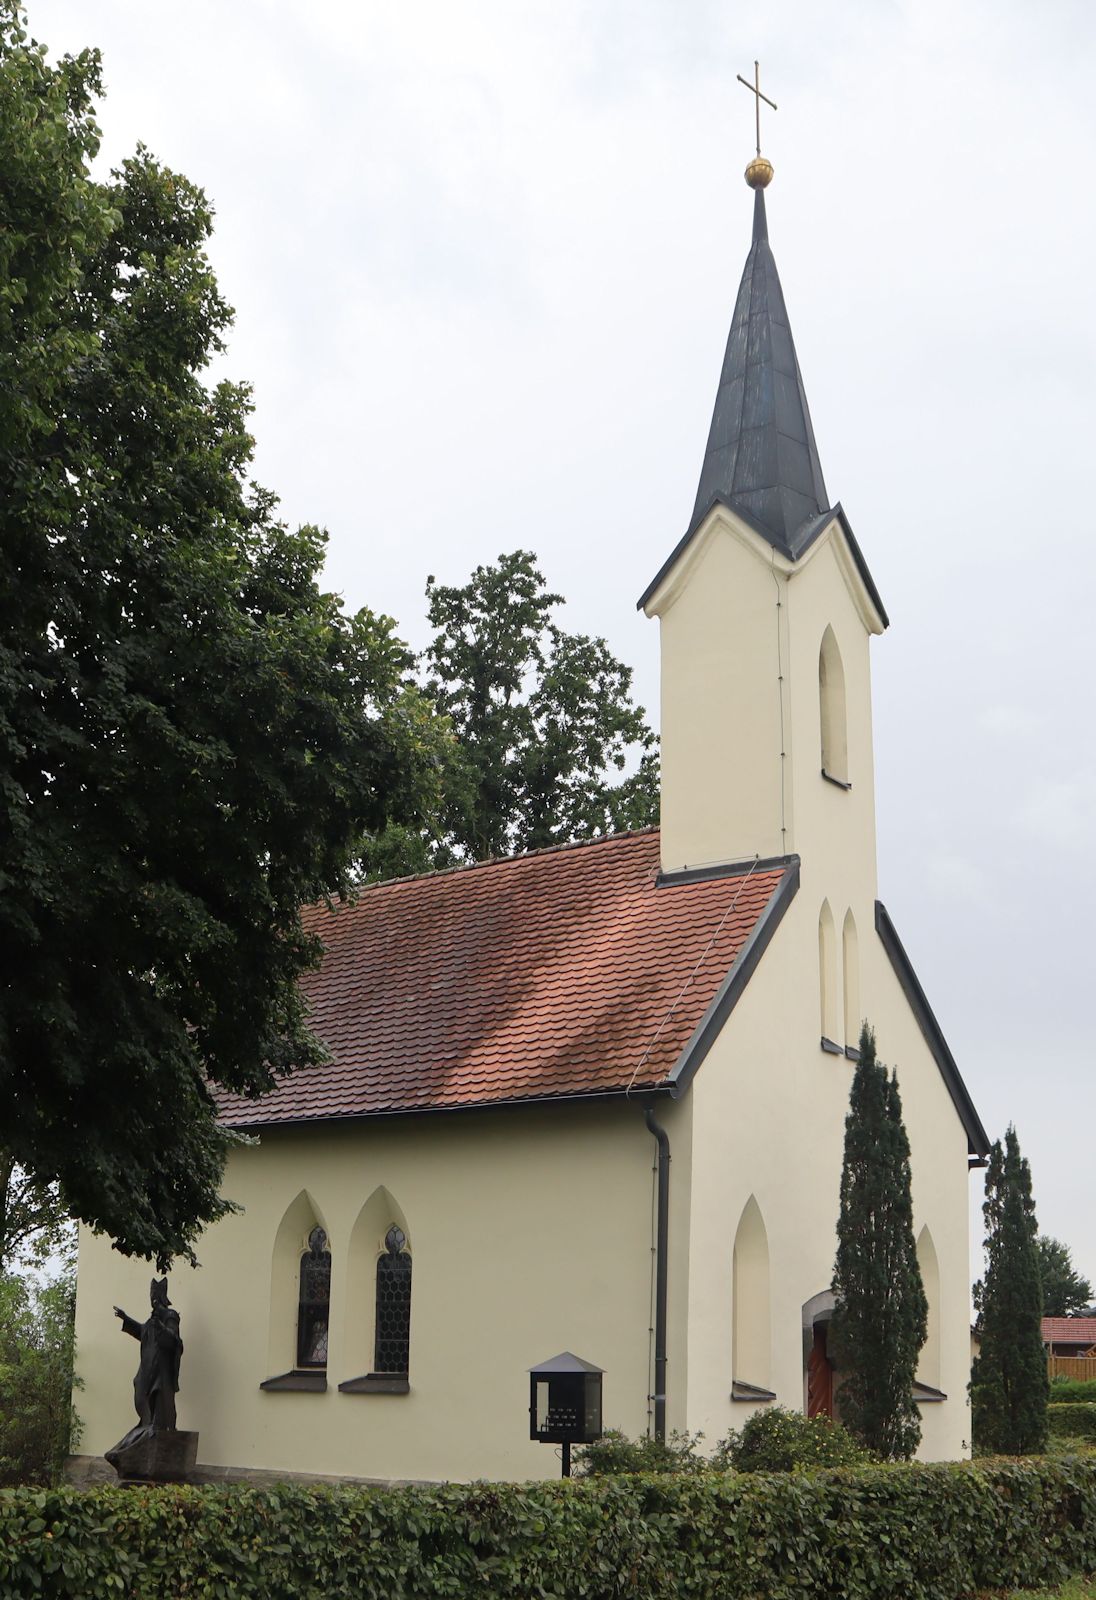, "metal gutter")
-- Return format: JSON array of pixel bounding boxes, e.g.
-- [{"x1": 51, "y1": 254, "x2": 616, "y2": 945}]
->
[
  {"x1": 221, "y1": 1082, "x2": 676, "y2": 1137},
  {"x1": 644, "y1": 1105, "x2": 670, "y2": 1442}
]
